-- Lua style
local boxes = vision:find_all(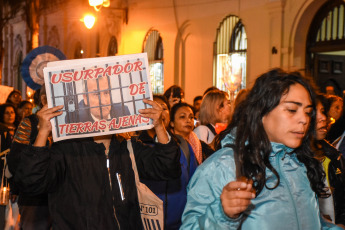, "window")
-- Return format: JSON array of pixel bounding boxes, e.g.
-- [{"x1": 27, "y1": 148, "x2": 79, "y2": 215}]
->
[
  {"x1": 214, "y1": 15, "x2": 247, "y2": 100},
  {"x1": 143, "y1": 30, "x2": 164, "y2": 94}
]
